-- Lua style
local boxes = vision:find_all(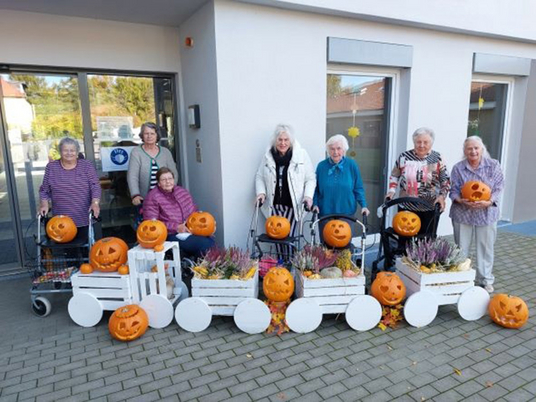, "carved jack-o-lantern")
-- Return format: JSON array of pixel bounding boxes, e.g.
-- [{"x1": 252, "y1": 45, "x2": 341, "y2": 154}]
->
[
  {"x1": 108, "y1": 305, "x2": 149, "y2": 341},
  {"x1": 488, "y1": 294, "x2": 529, "y2": 329},
  {"x1": 90, "y1": 237, "x2": 128, "y2": 272},
  {"x1": 263, "y1": 266, "x2": 295, "y2": 302},
  {"x1": 187, "y1": 211, "x2": 216, "y2": 237},
  {"x1": 392, "y1": 211, "x2": 421, "y2": 237},
  {"x1": 265, "y1": 216, "x2": 291, "y2": 240},
  {"x1": 137, "y1": 219, "x2": 167, "y2": 251},
  {"x1": 323, "y1": 220, "x2": 352, "y2": 248},
  {"x1": 46, "y1": 215, "x2": 77, "y2": 243},
  {"x1": 461, "y1": 181, "x2": 491, "y2": 202},
  {"x1": 371, "y1": 272, "x2": 406, "y2": 306}
]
